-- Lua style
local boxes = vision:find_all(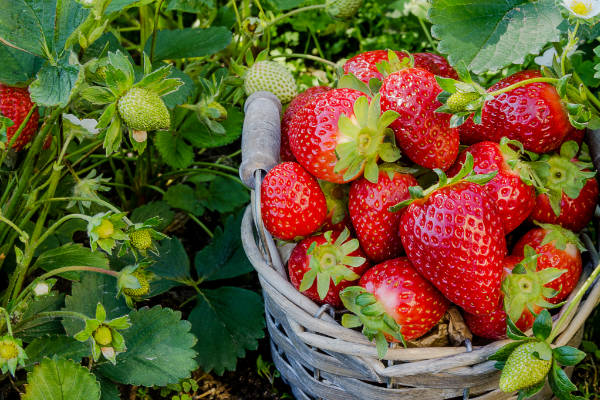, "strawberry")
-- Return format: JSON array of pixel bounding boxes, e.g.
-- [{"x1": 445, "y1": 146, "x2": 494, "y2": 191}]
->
[
  {"x1": 261, "y1": 162, "x2": 327, "y2": 240},
  {"x1": 380, "y1": 67, "x2": 459, "y2": 170},
  {"x1": 244, "y1": 61, "x2": 297, "y2": 104},
  {"x1": 319, "y1": 180, "x2": 352, "y2": 232},
  {"x1": 326, "y1": 0, "x2": 363, "y2": 18},
  {"x1": 122, "y1": 270, "x2": 150, "y2": 298},
  {"x1": 129, "y1": 229, "x2": 152, "y2": 250},
  {"x1": 512, "y1": 224, "x2": 583, "y2": 304},
  {"x1": 464, "y1": 256, "x2": 537, "y2": 340},
  {"x1": 93, "y1": 325, "x2": 113, "y2": 346},
  {"x1": 348, "y1": 164, "x2": 418, "y2": 262},
  {"x1": 288, "y1": 229, "x2": 369, "y2": 307},
  {"x1": 340, "y1": 258, "x2": 449, "y2": 357},
  {"x1": 499, "y1": 341, "x2": 552, "y2": 392},
  {"x1": 118, "y1": 87, "x2": 170, "y2": 141},
  {"x1": 342, "y1": 50, "x2": 457, "y2": 84},
  {"x1": 398, "y1": 161, "x2": 507, "y2": 315},
  {"x1": 529, "y1": 141, "x2": 598, "y2": 231},
  {"x1": 0, "y1": 84, "x2": 39, "y2": 151},
  {"x1": 288, "y1": 88, "x2": 400, "y2": 183},
  {"x1": 447, "y1": 140, "x2": 536, "y2": 234},
  {"x1": 280, "y1": 86, "x2": 331, "y2": 162},
  {"x1": 458, "y1": 70, "x2": 573, "y2": 153}
]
